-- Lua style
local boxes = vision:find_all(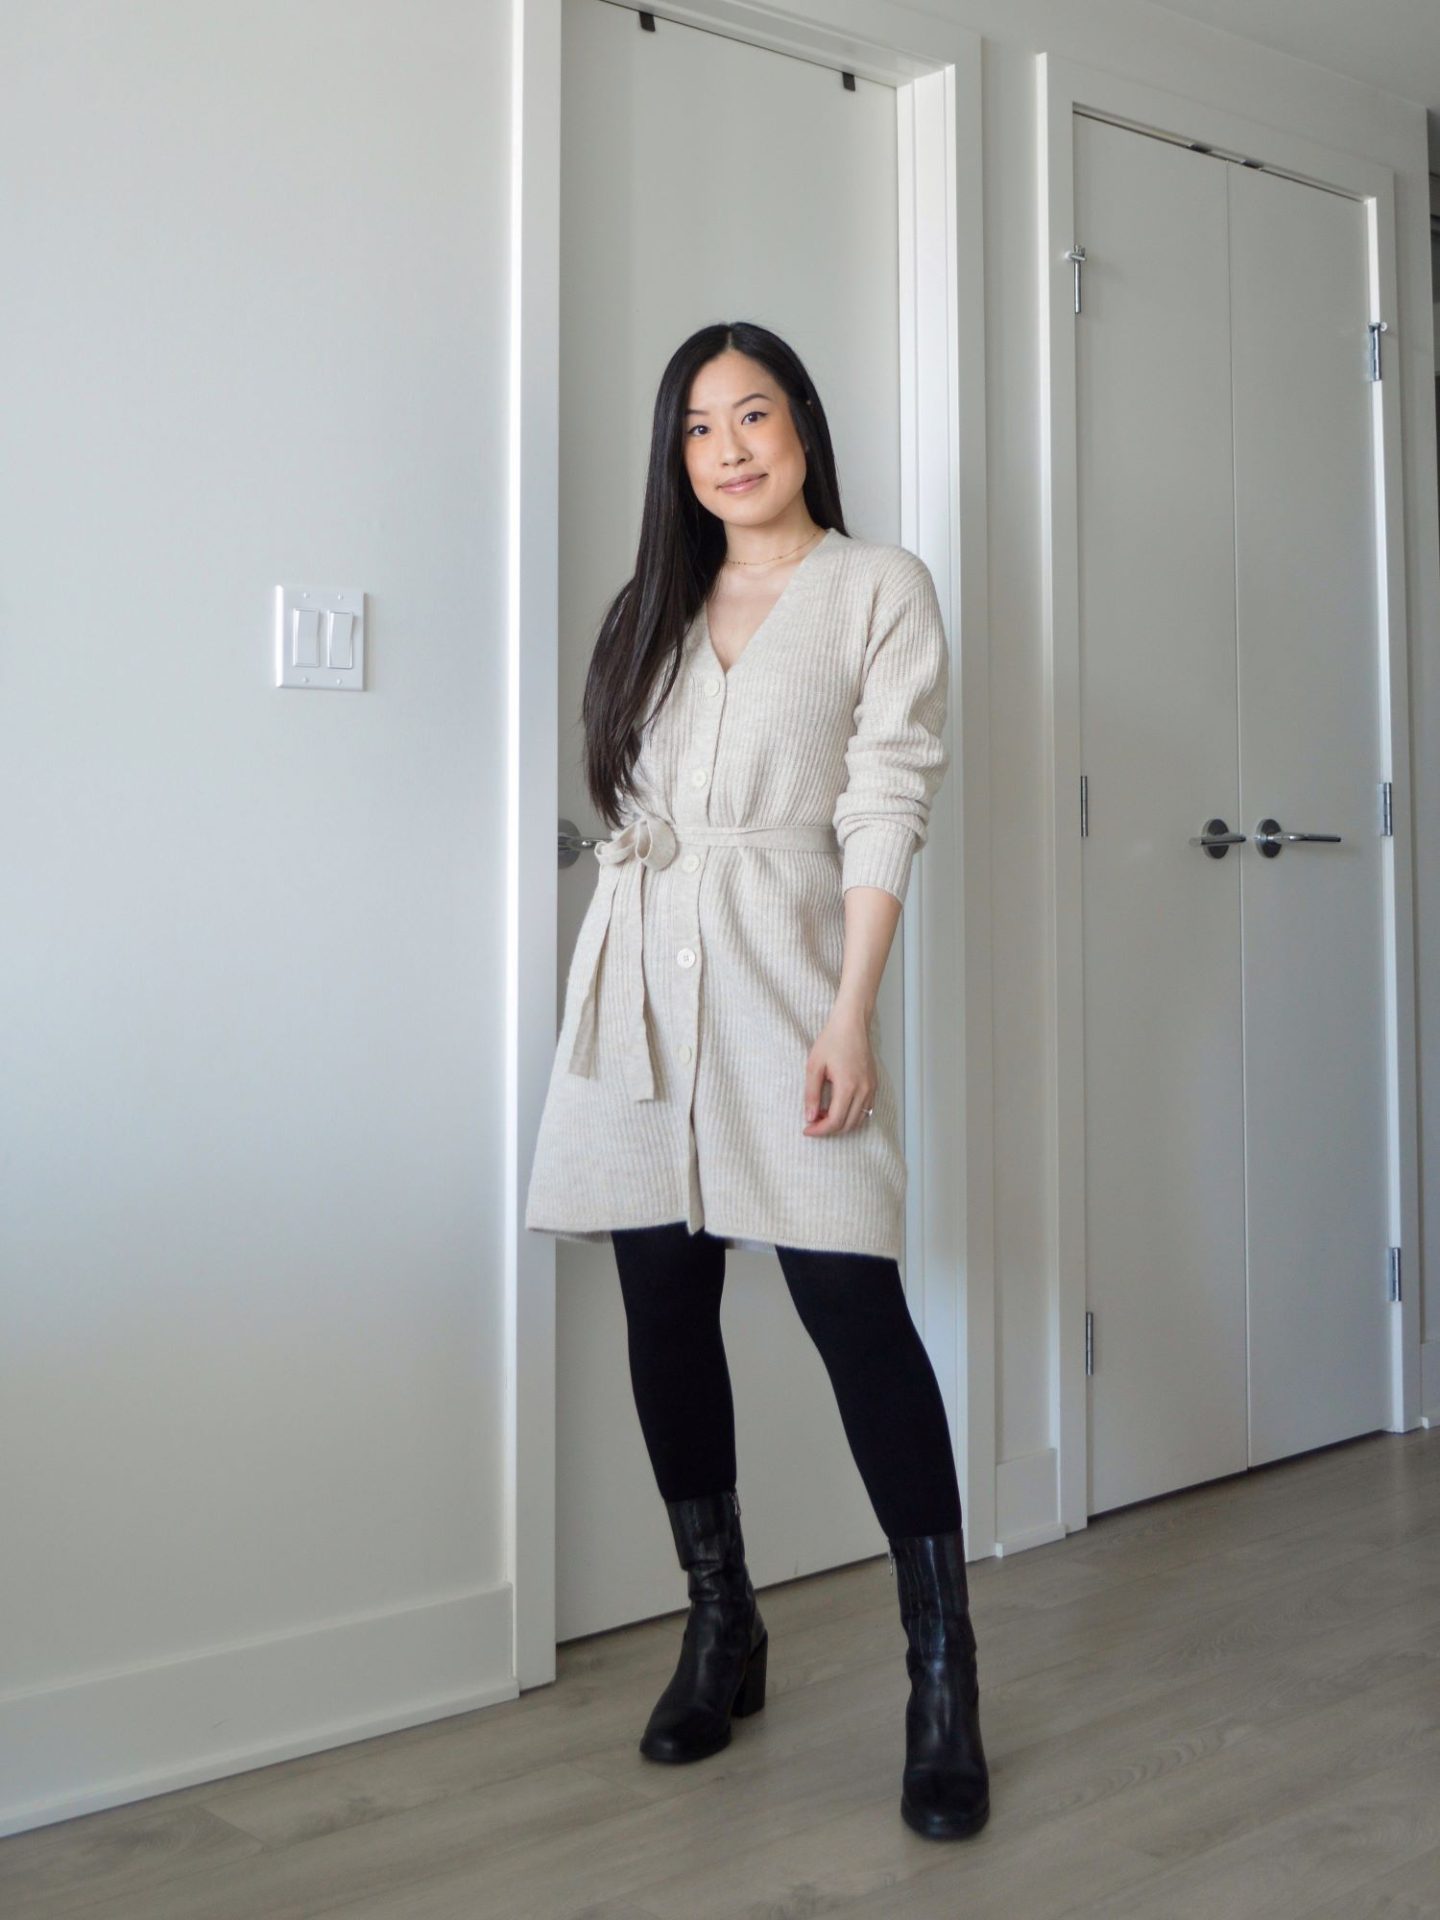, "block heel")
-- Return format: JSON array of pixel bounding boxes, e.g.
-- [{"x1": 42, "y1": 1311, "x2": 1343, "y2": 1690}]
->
[{"x1": 730, "y1": 1629, "x2": 768, "y2": 1717}]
